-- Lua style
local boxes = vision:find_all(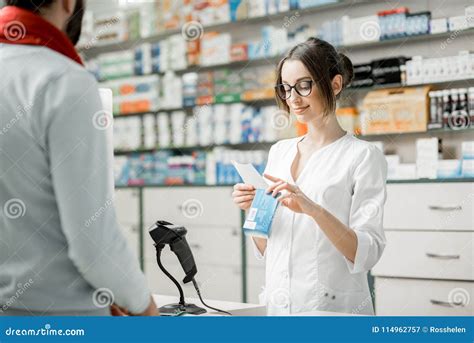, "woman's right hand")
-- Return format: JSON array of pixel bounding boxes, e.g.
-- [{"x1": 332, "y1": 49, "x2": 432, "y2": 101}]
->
[{"x1": 232, "y1": 183, "x2": 256, "y2": 210}]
